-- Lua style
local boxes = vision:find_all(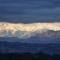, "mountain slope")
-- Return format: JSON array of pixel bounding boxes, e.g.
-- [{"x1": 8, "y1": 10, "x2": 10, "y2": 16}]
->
[{"x1": 0, "y1": 41, "x2": 60, "y2": 54}]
